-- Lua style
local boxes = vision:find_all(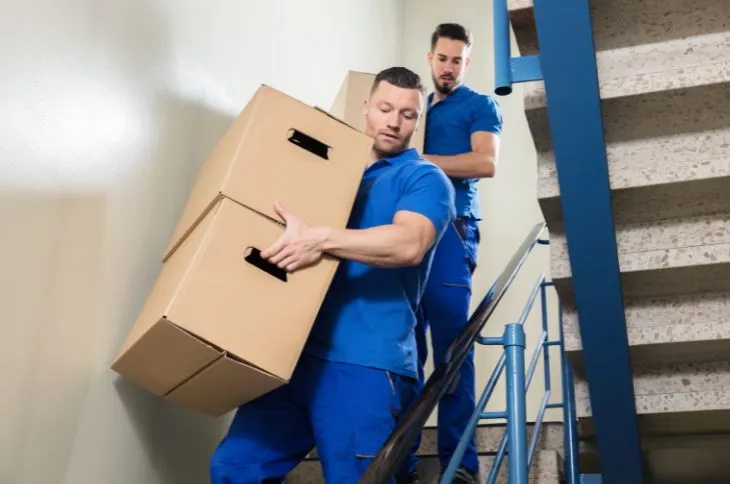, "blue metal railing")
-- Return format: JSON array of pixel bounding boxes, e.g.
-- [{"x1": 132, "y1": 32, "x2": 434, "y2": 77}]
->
[
  {"x1": 493, "y1": 0, "x2": 543, "y2": 95},
  {"x1": 494, "y1": 0, "x2": 644, "y2": 481},
  {"x1": 360, "y1": 223, "x2": 580, "y2": 483},
  {"x1": 440, "y1": 270, "x2": 579, "y2": 484},
  {"x1": 360, "y1": 223, "x2": 547, "y2": 483}
]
